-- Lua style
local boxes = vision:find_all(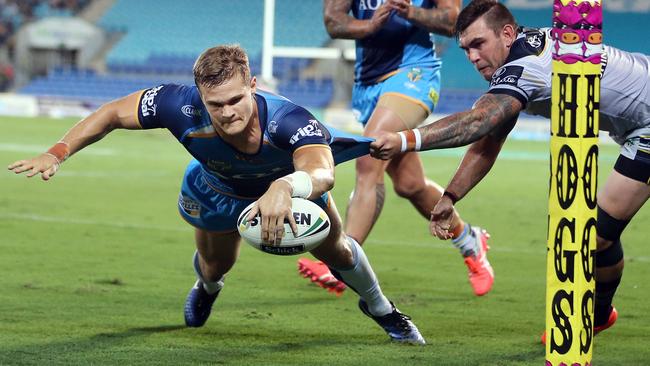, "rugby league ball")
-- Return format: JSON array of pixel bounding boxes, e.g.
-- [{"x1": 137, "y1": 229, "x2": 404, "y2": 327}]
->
[{"x1": 237, "y1": 198, "x2": 331, "y2": 255}]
